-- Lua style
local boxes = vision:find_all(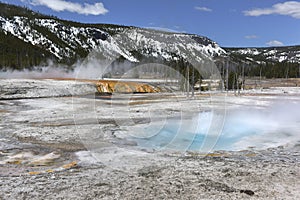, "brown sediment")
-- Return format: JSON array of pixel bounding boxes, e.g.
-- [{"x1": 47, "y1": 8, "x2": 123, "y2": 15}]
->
[
  {"x1": 28, "y1": 161, "x2": 78, "y2": 175},
  {"x1": 62, "y1": 161, "x2": 77, "y2": 169},
  {"x1": 29, "y1": 118, "x2": 117, "y2": 127},
  {"x1": 28, "y1": 171, "x2": 41, "y2": 175},
  {"x1": 244, "y1": 78, "x2": 300, "y2": 89},
  {"x1": 17, "y1": 136, "x2": 86, "y2": 152},
  {"x1": 245, "y1": 153, "x2": 257, "y2": 157},
  {"x1": 37, "y1": 77, "x2": 99, "y2": 84}
]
